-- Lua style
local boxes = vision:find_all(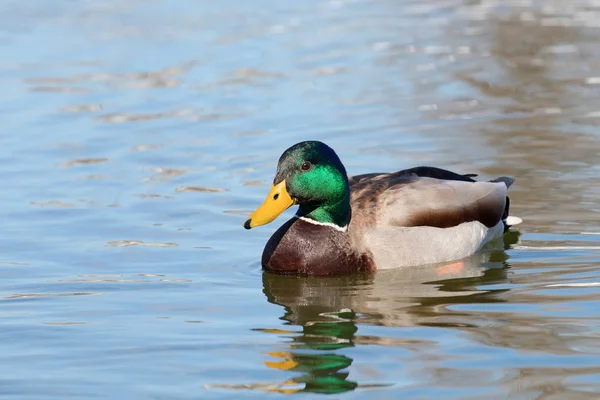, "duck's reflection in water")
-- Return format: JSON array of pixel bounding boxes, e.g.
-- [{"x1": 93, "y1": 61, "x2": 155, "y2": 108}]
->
[{"x1": 250, "y1": 233, "x2": 520, "y2": 394}]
